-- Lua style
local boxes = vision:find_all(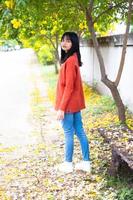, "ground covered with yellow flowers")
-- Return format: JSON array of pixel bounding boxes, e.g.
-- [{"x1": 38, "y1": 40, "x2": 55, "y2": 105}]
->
[{"x1": 0, "y1": 64, "x2": 133, "y2": 200}]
